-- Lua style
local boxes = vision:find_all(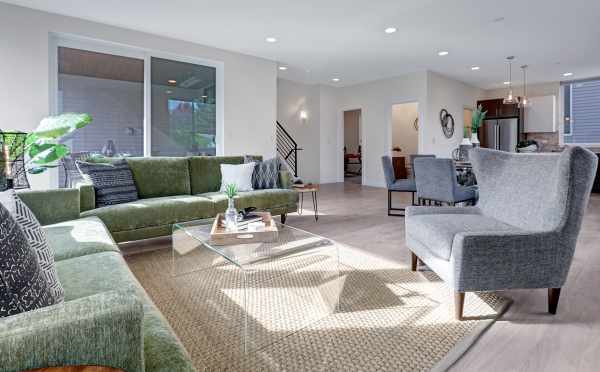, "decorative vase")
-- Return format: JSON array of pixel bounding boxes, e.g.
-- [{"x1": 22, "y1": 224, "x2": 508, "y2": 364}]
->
[
  {"x1": 102, "y1": 140, "x2": 116, "y2": 157},
  {"x1": 470, "y1": 132, "x2": 480, "y2": 147},
  {"x1": 224, "y1": 197, "x2": 238, "y2": 231}
]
